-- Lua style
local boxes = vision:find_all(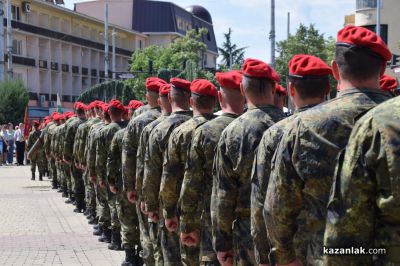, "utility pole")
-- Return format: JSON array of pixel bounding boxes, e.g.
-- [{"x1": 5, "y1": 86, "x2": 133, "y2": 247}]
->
[
  {"x1": 287, "y1": 12, "x2": 291, "y2": 39},
  {"x1": 269, "y1": 0, "x2": 276, "y2": 68},
  {"x1": 376, "y1": 0, "x2": 381, "y2": 36},
  {"x1": 104, "y1": 3, "x2": 109, "y2": 81},
  {"x1": 0, "y1": 0, "x2": 5, "y2": 81},
  {"x1": 6, "y1": 0, "x2": 12, "y2": 79},
  {"x1": 112, "y1": 28, "x2": 116, "y2": 80}
]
